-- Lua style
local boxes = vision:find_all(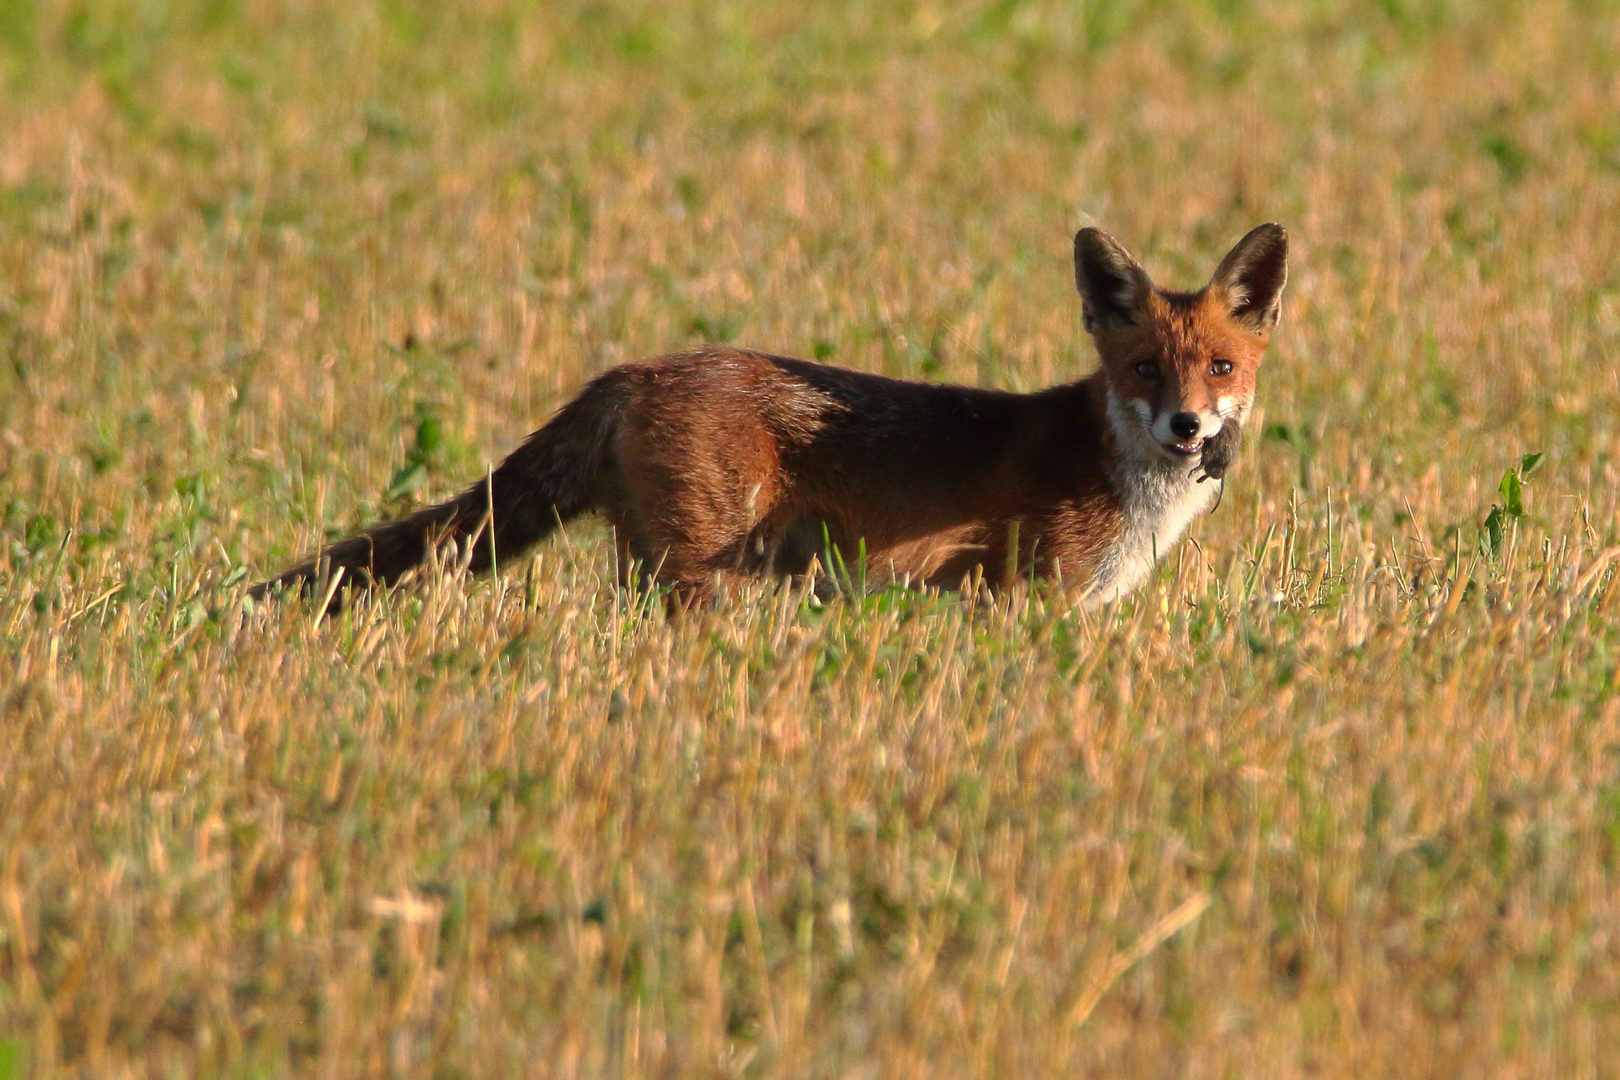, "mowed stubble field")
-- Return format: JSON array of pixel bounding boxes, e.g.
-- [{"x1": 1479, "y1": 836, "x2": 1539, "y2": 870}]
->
[{"x1": 4, "y1": 2, "x2": 1620, "y2": 1077}]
